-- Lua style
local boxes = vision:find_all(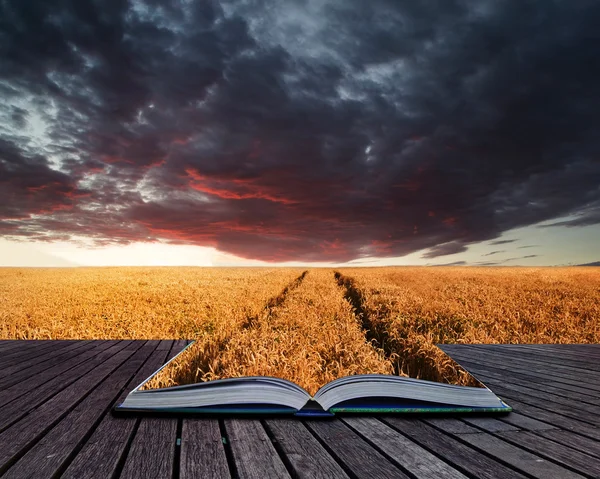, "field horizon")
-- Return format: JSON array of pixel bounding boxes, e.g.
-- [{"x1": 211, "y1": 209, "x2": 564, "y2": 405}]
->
[{"x1": 2, "y1": 266, "x2": 598, "y2": 394}]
